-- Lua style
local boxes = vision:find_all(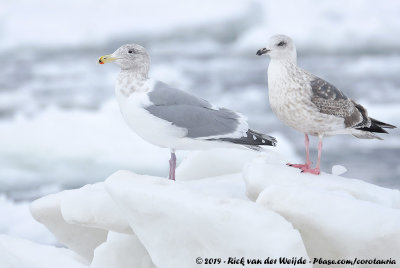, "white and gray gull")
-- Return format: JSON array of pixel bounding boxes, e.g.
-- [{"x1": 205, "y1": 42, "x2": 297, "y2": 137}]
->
[
  {"x1": 257, "y1": 34, "x2": 396, "y2": 175},
  {"x1": 98, "y1": 44, "x2": 276, "y2": 180}
]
